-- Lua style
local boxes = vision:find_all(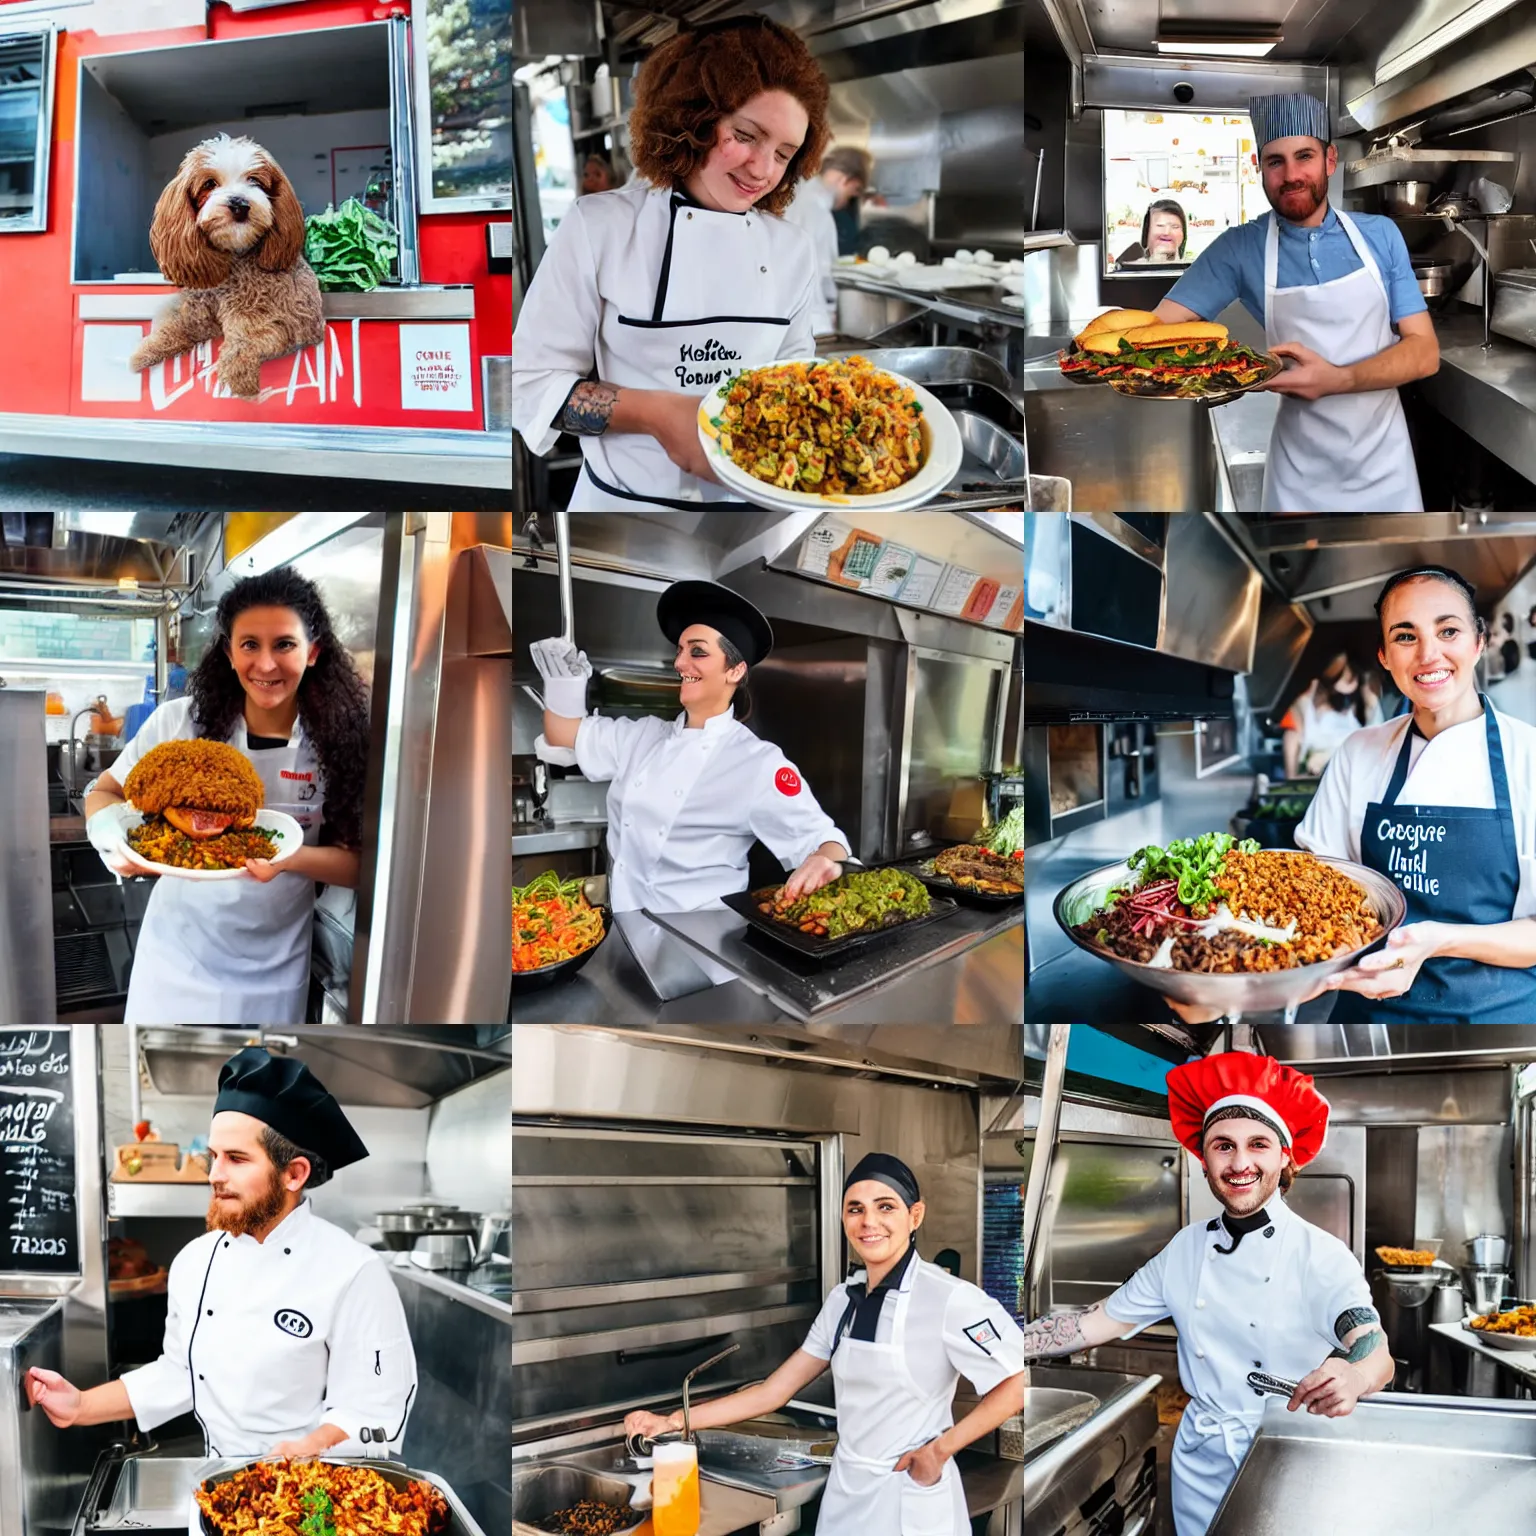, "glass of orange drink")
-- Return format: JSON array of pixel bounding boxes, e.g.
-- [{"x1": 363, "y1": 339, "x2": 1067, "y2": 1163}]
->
[{"x1": 651, "y1": 1440, "x2": 701, "y2": 1536}]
